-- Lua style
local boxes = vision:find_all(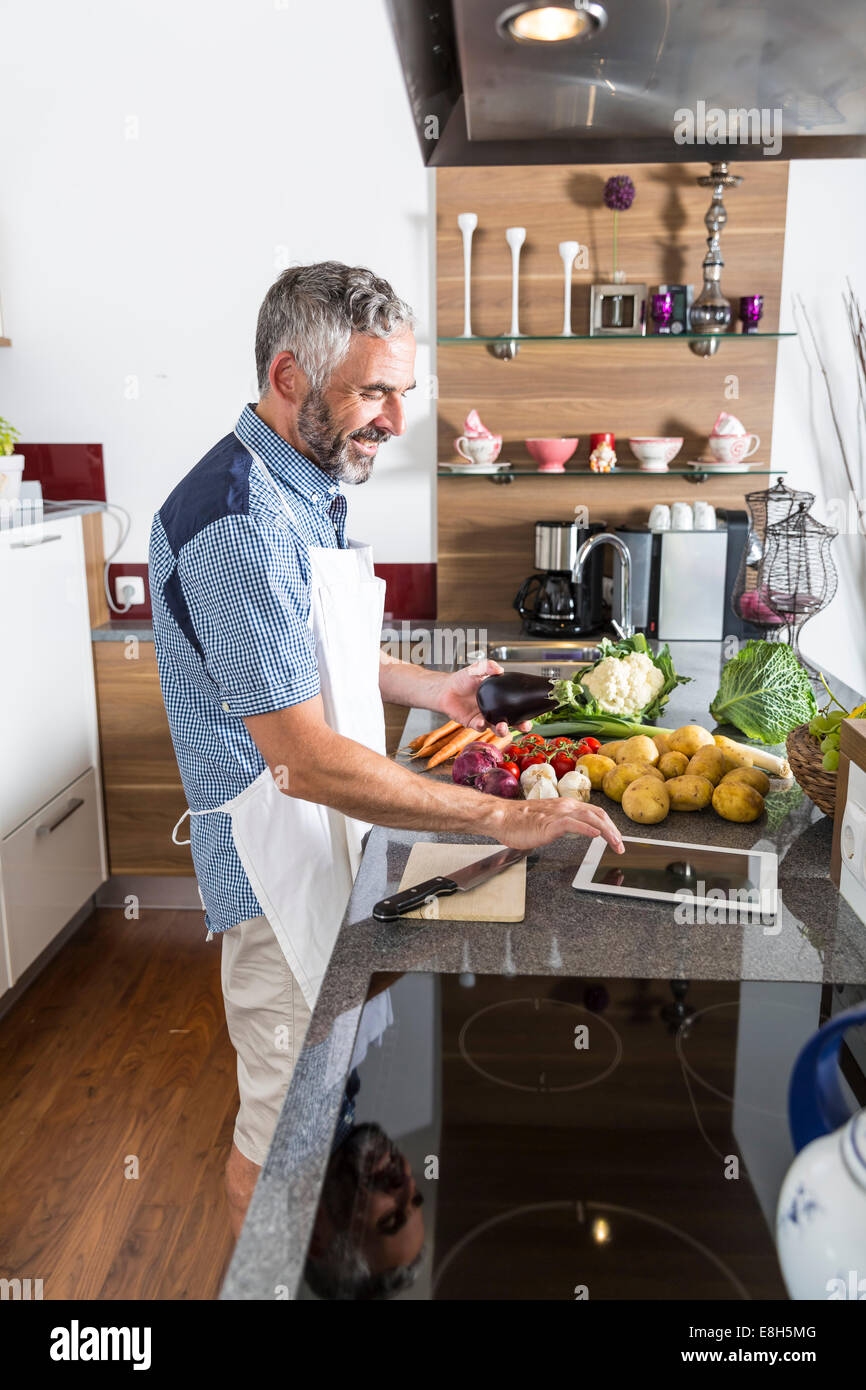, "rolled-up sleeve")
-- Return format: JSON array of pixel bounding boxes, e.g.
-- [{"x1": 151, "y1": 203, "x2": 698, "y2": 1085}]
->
[{"x1": 178, "y1": 512, "x2": 319, "y2": 716}]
